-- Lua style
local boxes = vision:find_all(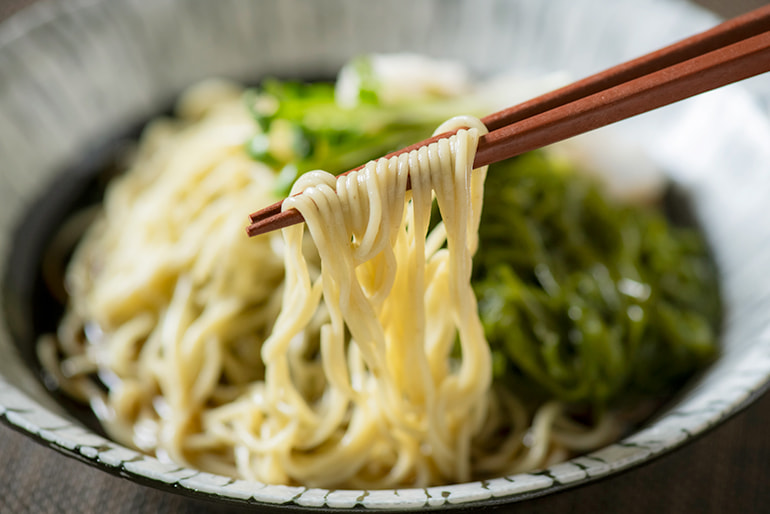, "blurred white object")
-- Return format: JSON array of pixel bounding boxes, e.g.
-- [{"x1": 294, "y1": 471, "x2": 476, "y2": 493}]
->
[
  {"x1": 550, "y1": 130, "x2": 667, "y2": 204},
  {"x1": 335, "y1": 53, "x2": 471, "y2": 107}
]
